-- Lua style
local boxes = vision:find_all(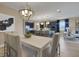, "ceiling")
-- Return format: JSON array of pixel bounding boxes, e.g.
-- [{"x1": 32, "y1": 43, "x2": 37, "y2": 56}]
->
[{"x1": 1, "y1": 2, "x2": 79, "y2": 21}]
